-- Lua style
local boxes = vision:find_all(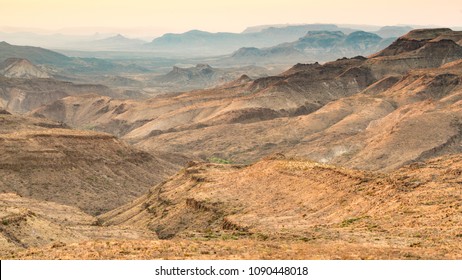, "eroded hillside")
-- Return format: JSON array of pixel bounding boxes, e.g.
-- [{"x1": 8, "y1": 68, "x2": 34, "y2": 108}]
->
[
  {"x1": 7, "y1": 154, "x2": 462, "y2": 259},
  {"x1": 2, "y1": 28, "x2": 462, "y2": 260},
  {"x1": 32, "y1": 29, "x2": 462, "y2": 171},
  {"x1": 0, "y1": 193, "x2": 157, "y2": 258},
  {"x1": 0, "y1": 113, "x2": 184, "y2": 215}
]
